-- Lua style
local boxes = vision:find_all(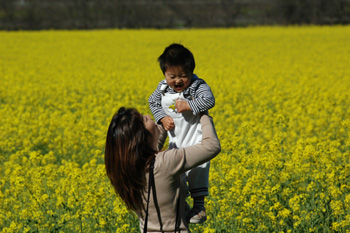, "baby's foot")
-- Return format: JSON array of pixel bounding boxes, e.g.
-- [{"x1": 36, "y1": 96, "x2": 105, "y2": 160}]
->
[{"x1": 186, "y1": 207, "x2": 207, "y2": 224}]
